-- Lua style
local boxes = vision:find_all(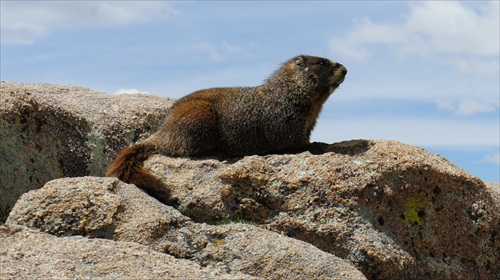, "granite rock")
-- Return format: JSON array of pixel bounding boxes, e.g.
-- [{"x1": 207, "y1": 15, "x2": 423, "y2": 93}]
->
[
  {"x1": 0, "y1": 82, "x2": 174, "y2": 221},
  {"x1": 2, "y1": 82, "x2": 498, "y2": 279},
  {"x1": 0, "y1": 224, "x2": 253, "y2": 280},
  {"x1": 141, "y1": 140, "x2": 499, "y2": 279},
  {"x1": 6, "y1": 176, "x2": 366, "y2": 280}
]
